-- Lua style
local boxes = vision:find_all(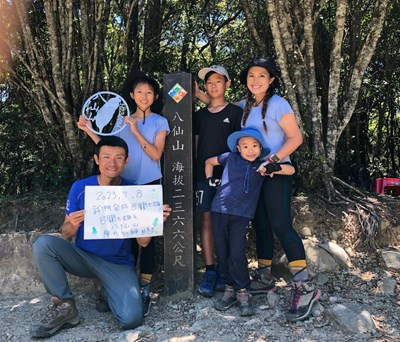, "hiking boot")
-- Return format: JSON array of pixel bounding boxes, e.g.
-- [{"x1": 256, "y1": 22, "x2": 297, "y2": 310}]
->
[
  {"x1": 30, "y1": 298, "x2": 80, "y2": 338},
  {"x1": 236, "y1": 289, "x2": 255, "y2": 316},
  {"x1": 215, "y1": 276, "x2": 226, "y2": 292},
  {"x1": 141, "y1": 285, "x2": 151, "y2": 317},
  {"x1": 214, "y1": 285, "x2": 237, "y2": 311},
  {"x1": 94, "y1": 279, "x2": 110, "y2": 313},
  {"x1": 249, "y1": 267, "x2": 277, "y2": 294},
  {"x1": 198, "y1": 270, "x2": 217, "y2": 297},
  {"x1": 285, "y1": 281, "x2": 321, "y2": 322}
]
